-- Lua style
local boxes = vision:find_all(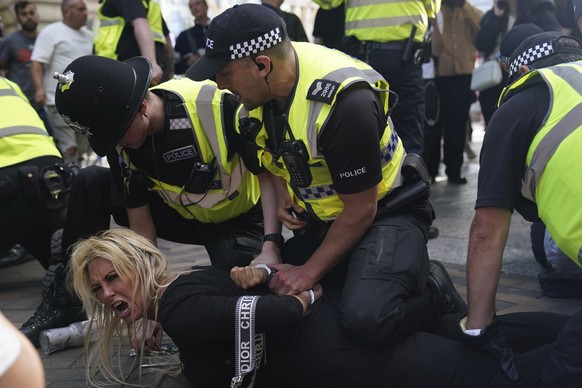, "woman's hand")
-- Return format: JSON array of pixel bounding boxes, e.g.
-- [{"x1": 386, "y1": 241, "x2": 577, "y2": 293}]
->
[
  {"x1": 131, "y1": 319, "x2": 162, "y2": 353},
  {"x1": 231, "y1": 265, "x2": 269, "y2": 289}
]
